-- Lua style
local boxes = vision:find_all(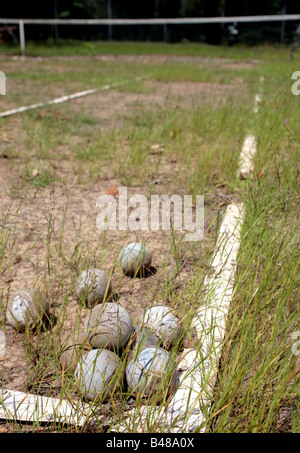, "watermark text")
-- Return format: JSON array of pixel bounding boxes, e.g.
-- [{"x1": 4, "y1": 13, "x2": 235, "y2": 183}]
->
[
  {"x1": 291, "y1": 71, "x2": 300, "y2": 95},
  {"x1": 0, "y1": 71, "x2": 5, "y2": 95},
  {"x1": 96, "y1": 187, "x2": 204, "y2": 242}
]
